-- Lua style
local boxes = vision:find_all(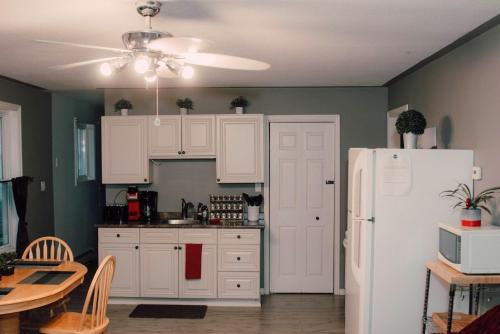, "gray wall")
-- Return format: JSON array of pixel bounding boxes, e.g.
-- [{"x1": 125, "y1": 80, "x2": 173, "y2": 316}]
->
[
  {"x1": 52, "y1": 92, "x2": 104, "y2": 257},
  {"x1": 0, "y1": 77, "x2": 54, "y2": 239},
  {"x1": 105, "y1": 87, "x2": 388, "y2": 289},
  {"x1": 388, "y1": 24, "x2": 500, "y2": 224}
]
